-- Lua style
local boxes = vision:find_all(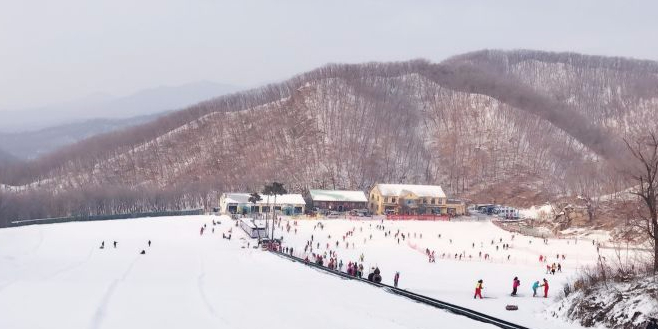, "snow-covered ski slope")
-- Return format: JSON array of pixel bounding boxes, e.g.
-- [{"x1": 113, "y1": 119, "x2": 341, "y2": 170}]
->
[
  {"x1": 0, "y1": 216, "x2": 496, "y2": 329},
  {"x1": 277, "y1": 218, "x2": 618, "y2": 329}
]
